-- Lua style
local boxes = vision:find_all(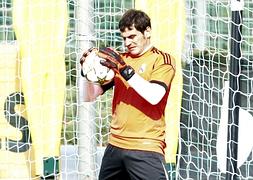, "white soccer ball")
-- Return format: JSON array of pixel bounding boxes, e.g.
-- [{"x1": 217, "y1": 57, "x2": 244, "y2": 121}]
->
[{"x1": 81, "y1": 51, "x2": 115, "y2": 85}]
